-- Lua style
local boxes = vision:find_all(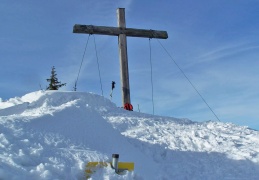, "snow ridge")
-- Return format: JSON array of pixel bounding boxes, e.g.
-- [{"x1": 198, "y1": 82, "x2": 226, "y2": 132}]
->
[{"x1": 0, "y1": 91, "x2": 258, "y2": 179}]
